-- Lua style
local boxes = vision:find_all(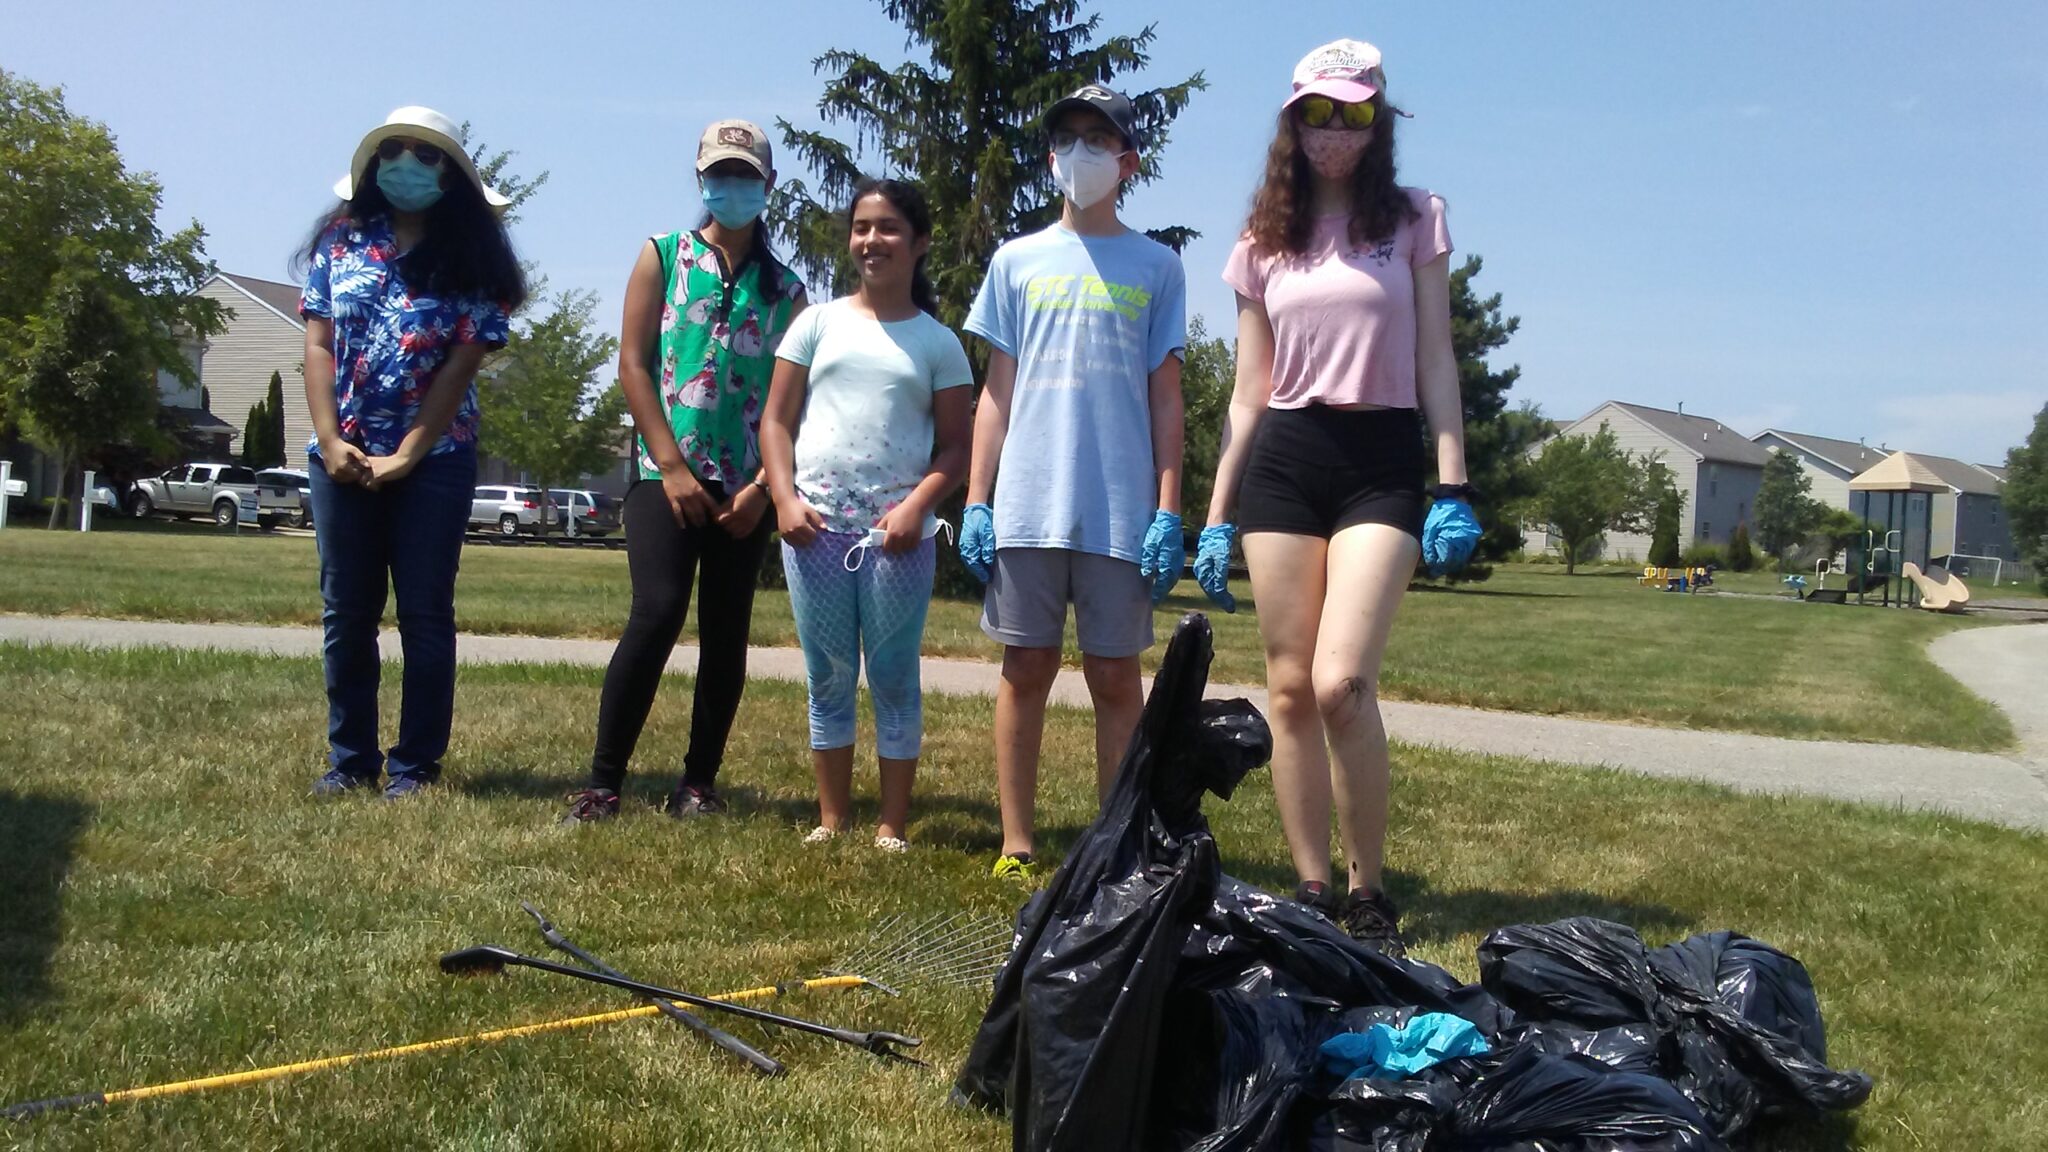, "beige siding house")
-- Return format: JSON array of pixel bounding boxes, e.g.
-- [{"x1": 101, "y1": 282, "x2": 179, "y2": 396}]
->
[
  {"x1": 1754, "y1": 429, "x2": 2016, "y2": 562},
  {"x1": 1540, "y1": 401, "x2": 1771, "y2": 561},
  {"x1": 193, "y1": 274, "x2": 311, "y2": 456}
]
